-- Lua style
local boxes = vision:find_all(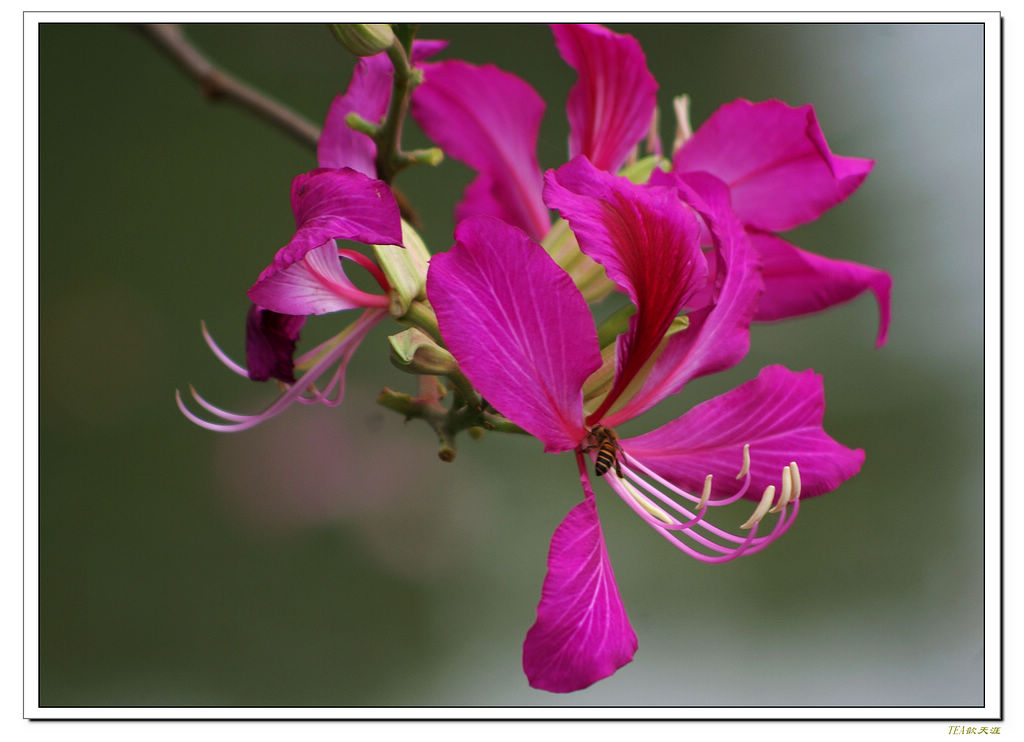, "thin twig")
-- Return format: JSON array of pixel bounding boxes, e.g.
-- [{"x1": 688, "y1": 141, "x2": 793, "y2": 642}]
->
[{"x1": 140, "y1": 24, "x2": 321, "y2": 150}]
